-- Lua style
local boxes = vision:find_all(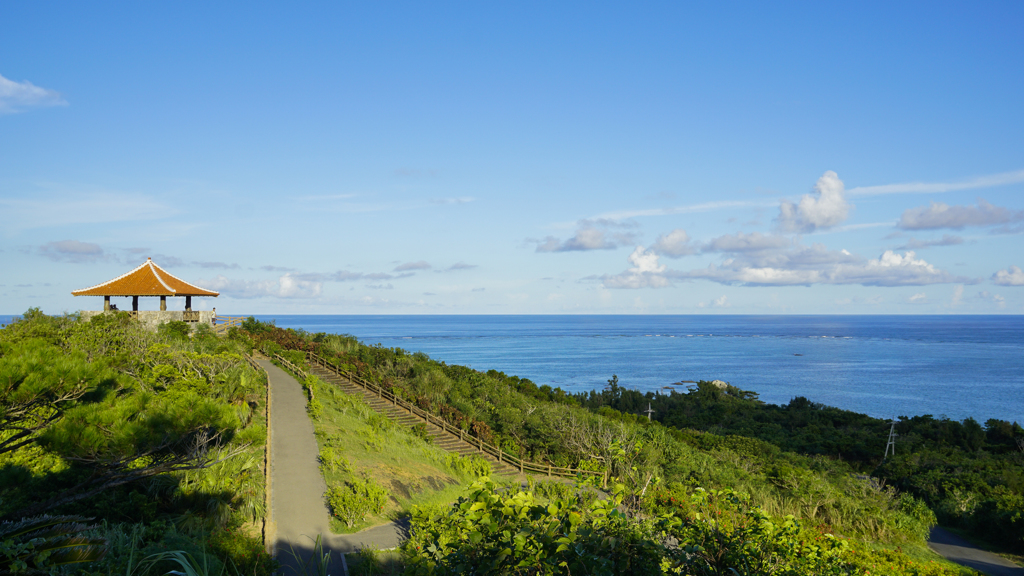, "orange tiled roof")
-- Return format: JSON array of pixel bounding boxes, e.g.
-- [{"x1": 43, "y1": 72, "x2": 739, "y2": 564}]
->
[{"x1": 71, "y1": 259, "x2": 219, "y2": 297}]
